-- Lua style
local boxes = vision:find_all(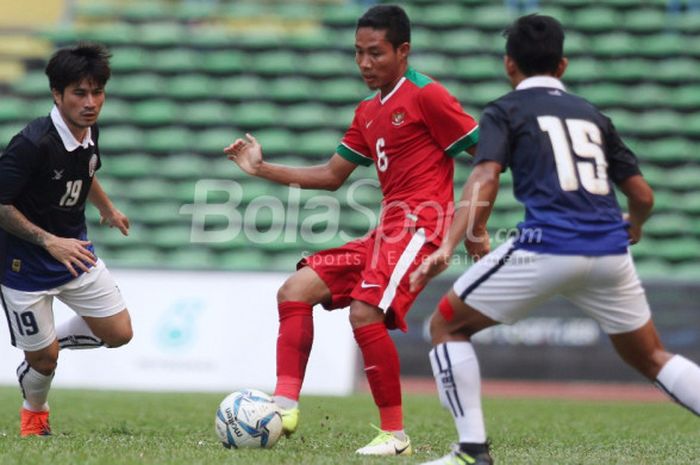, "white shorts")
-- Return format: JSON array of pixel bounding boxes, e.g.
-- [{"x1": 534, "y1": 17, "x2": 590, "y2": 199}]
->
[
  {"x1": 1, "y1": 259, "x2": 126, "y2": 351},
  {"x1": 453, "y1": 239, "x2": 651, "y2": 334}
]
